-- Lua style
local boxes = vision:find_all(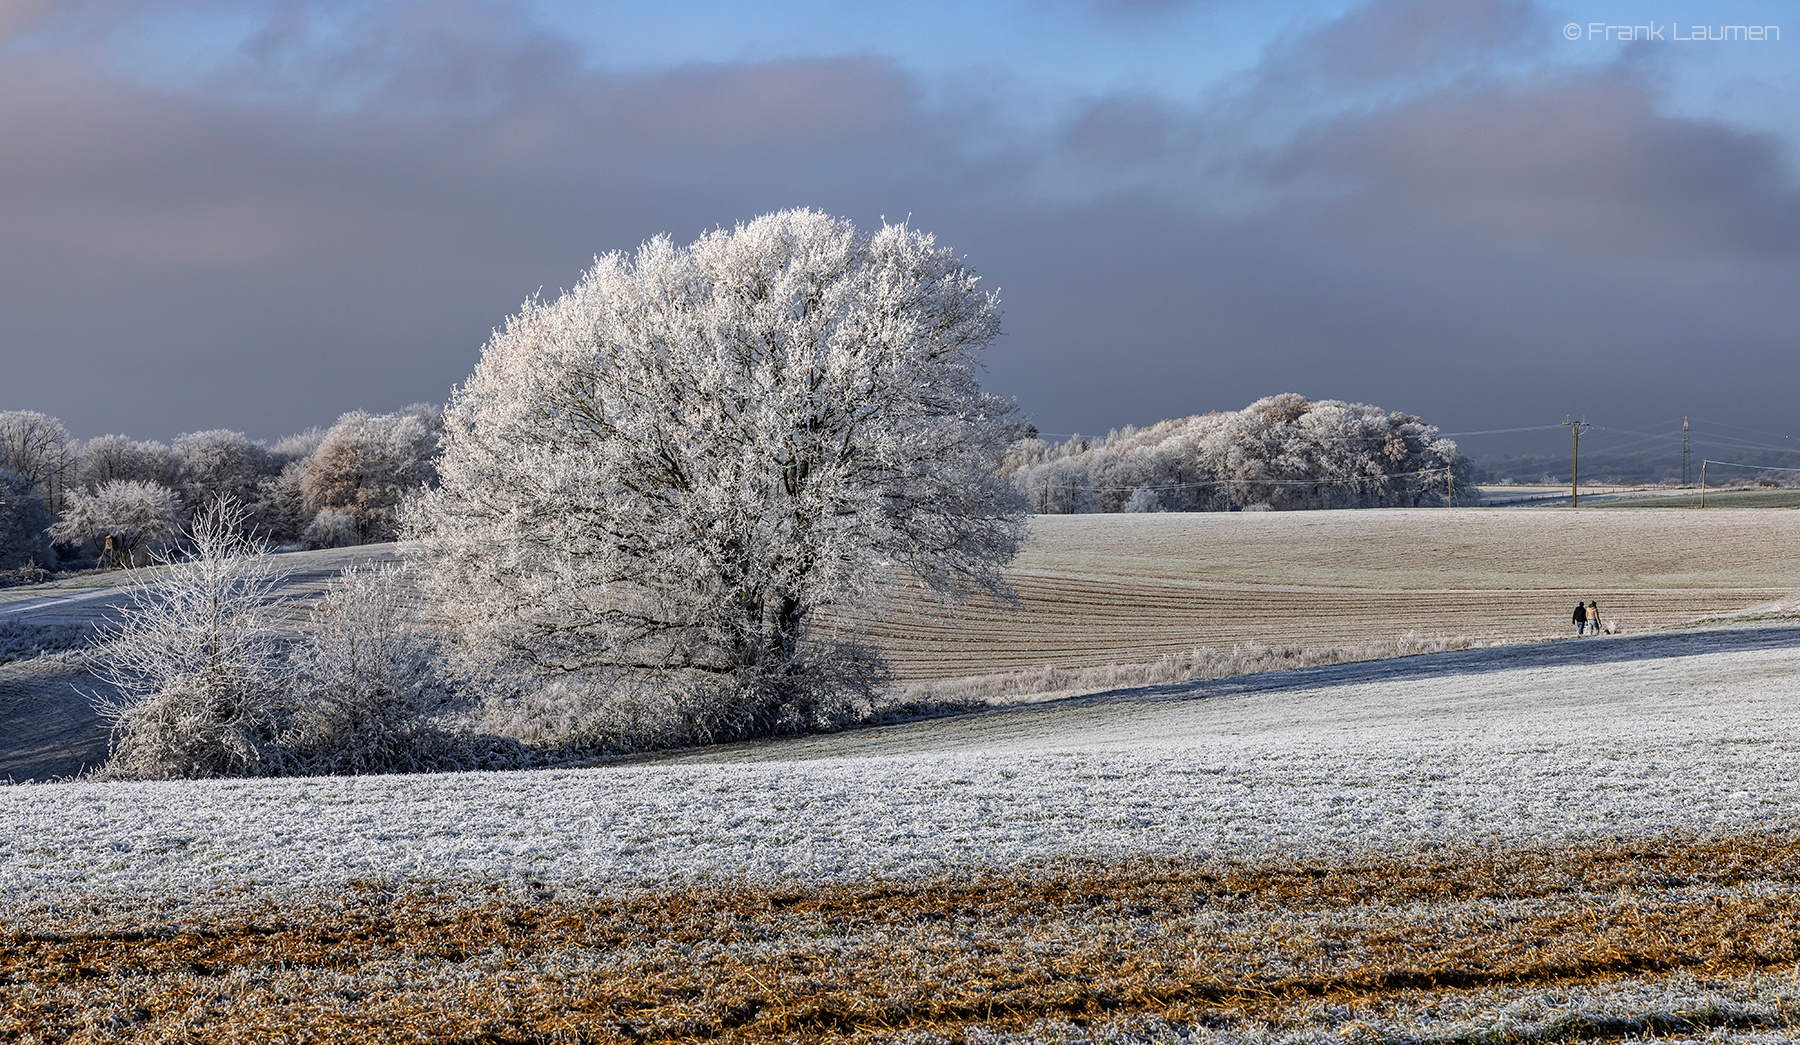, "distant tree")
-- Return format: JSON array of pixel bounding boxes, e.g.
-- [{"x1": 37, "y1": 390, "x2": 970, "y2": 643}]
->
[
  {"x1": 76, "y1": 435, "x2": 175, "y2": 492},
  {"x1": 172, "y1": 429, "x2": 274, "y2": 514},
  {"x1": 0, "y1": 411, "x2": 73, "y2": 510},
  {"x1": 271, "y1": 427, "x2": 328, "y2": 464},
  {"x1": 301, "y1": 407, "x2": 442, "y2": 543},
  {"x1": 1015, "y1": 457, "x2": 1099, "y2": 513},
  {"x1": 1009, "y1": 394, "x2": 1476, "y2": 513},
  {"x1": 408, "y1": 209, "x2": 1025, "y2": 740},
  {"x1": 0, "y1": 469, "x2": 56, "y2": 571},
  {"x1": 49, "y1": 480, "x2": 185, "y2": 564}
]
